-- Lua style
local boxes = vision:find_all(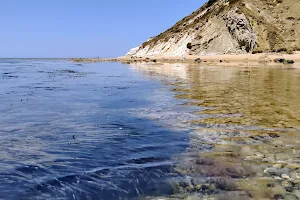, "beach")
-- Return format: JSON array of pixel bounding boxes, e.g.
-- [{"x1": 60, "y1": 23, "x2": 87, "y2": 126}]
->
[{"x1": 71, "y1": 52, "x2": 300, "y2": 68}]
